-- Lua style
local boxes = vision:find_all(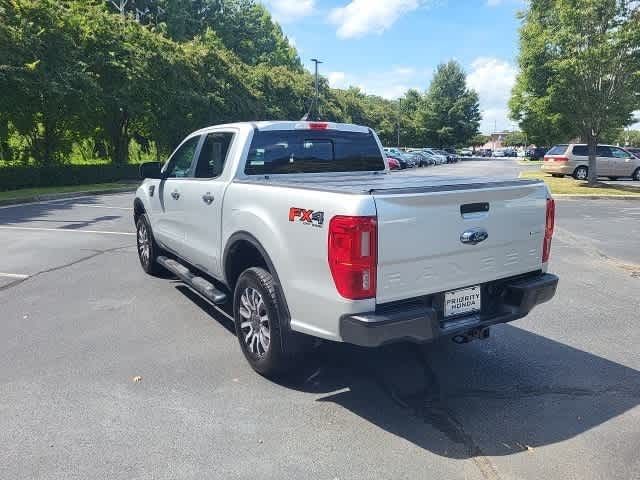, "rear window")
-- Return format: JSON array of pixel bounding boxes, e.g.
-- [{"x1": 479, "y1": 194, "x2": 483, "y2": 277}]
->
[
  {"x1": 245, "y1": 130, "x2": 385, "y2": 175},
  {"x1": 572, "y1": 145, "x2": 588, "y2": 156},
  {"x1": 547, "y1": 145, "x2": 568, "y2": 156}
]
